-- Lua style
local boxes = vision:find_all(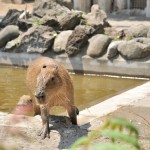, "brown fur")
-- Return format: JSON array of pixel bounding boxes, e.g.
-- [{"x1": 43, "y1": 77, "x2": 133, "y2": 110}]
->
[{"x1": 26, "y1": 57, "x2": 77, "y2": 129}]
